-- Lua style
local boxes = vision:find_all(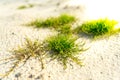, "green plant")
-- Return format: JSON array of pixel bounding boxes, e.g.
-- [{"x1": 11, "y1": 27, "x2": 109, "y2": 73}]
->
[
  {"x1": 0, "y1": 38, "x2": 45, "y2": 78},
  {"x1": 75, "y1": 18, "x2": 119, "y2": 38},
  {"x1": 28, "y1": 14, "x2": 76, "y2": 29},
  {"x1": 45, "y1": 34, "x2": 86, "y2": 69},
  {"x1": 17, "y1": 4, "x2": 34, "y2": 9},
  {"x1": 28, "y1": 4, "x2": 34, "y2": 8},
  {"x1": 17, "y1": 5, "x2": 27, "y2": 9},
  {"x1": 58, "y1": 24, "x2": 72, "y2": 34}
]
